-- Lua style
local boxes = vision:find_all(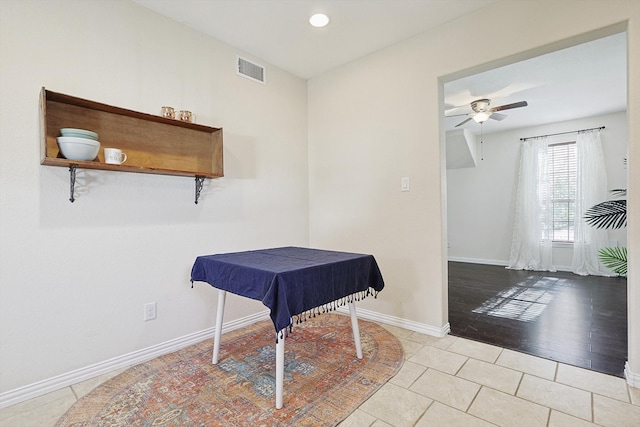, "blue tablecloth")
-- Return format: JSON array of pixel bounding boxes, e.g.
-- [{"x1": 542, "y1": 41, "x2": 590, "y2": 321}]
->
[{"x1": 190, "y1": 247, "x2": 385, "y2": 332}]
